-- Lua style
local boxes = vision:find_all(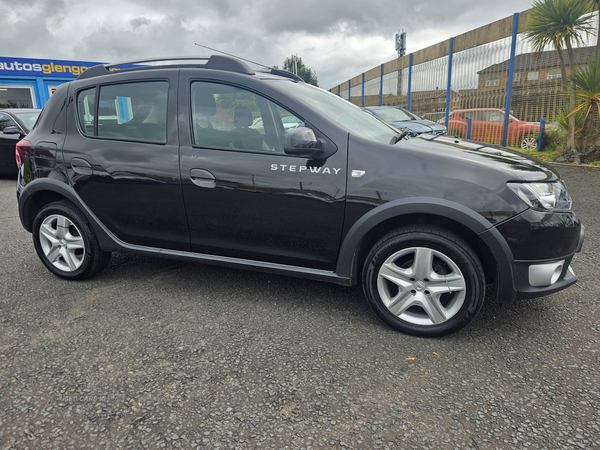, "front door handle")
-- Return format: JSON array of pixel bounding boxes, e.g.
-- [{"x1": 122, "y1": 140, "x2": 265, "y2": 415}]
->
[{"x1": 190, "y1": 168, "x2": 216, "y2": 188}]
